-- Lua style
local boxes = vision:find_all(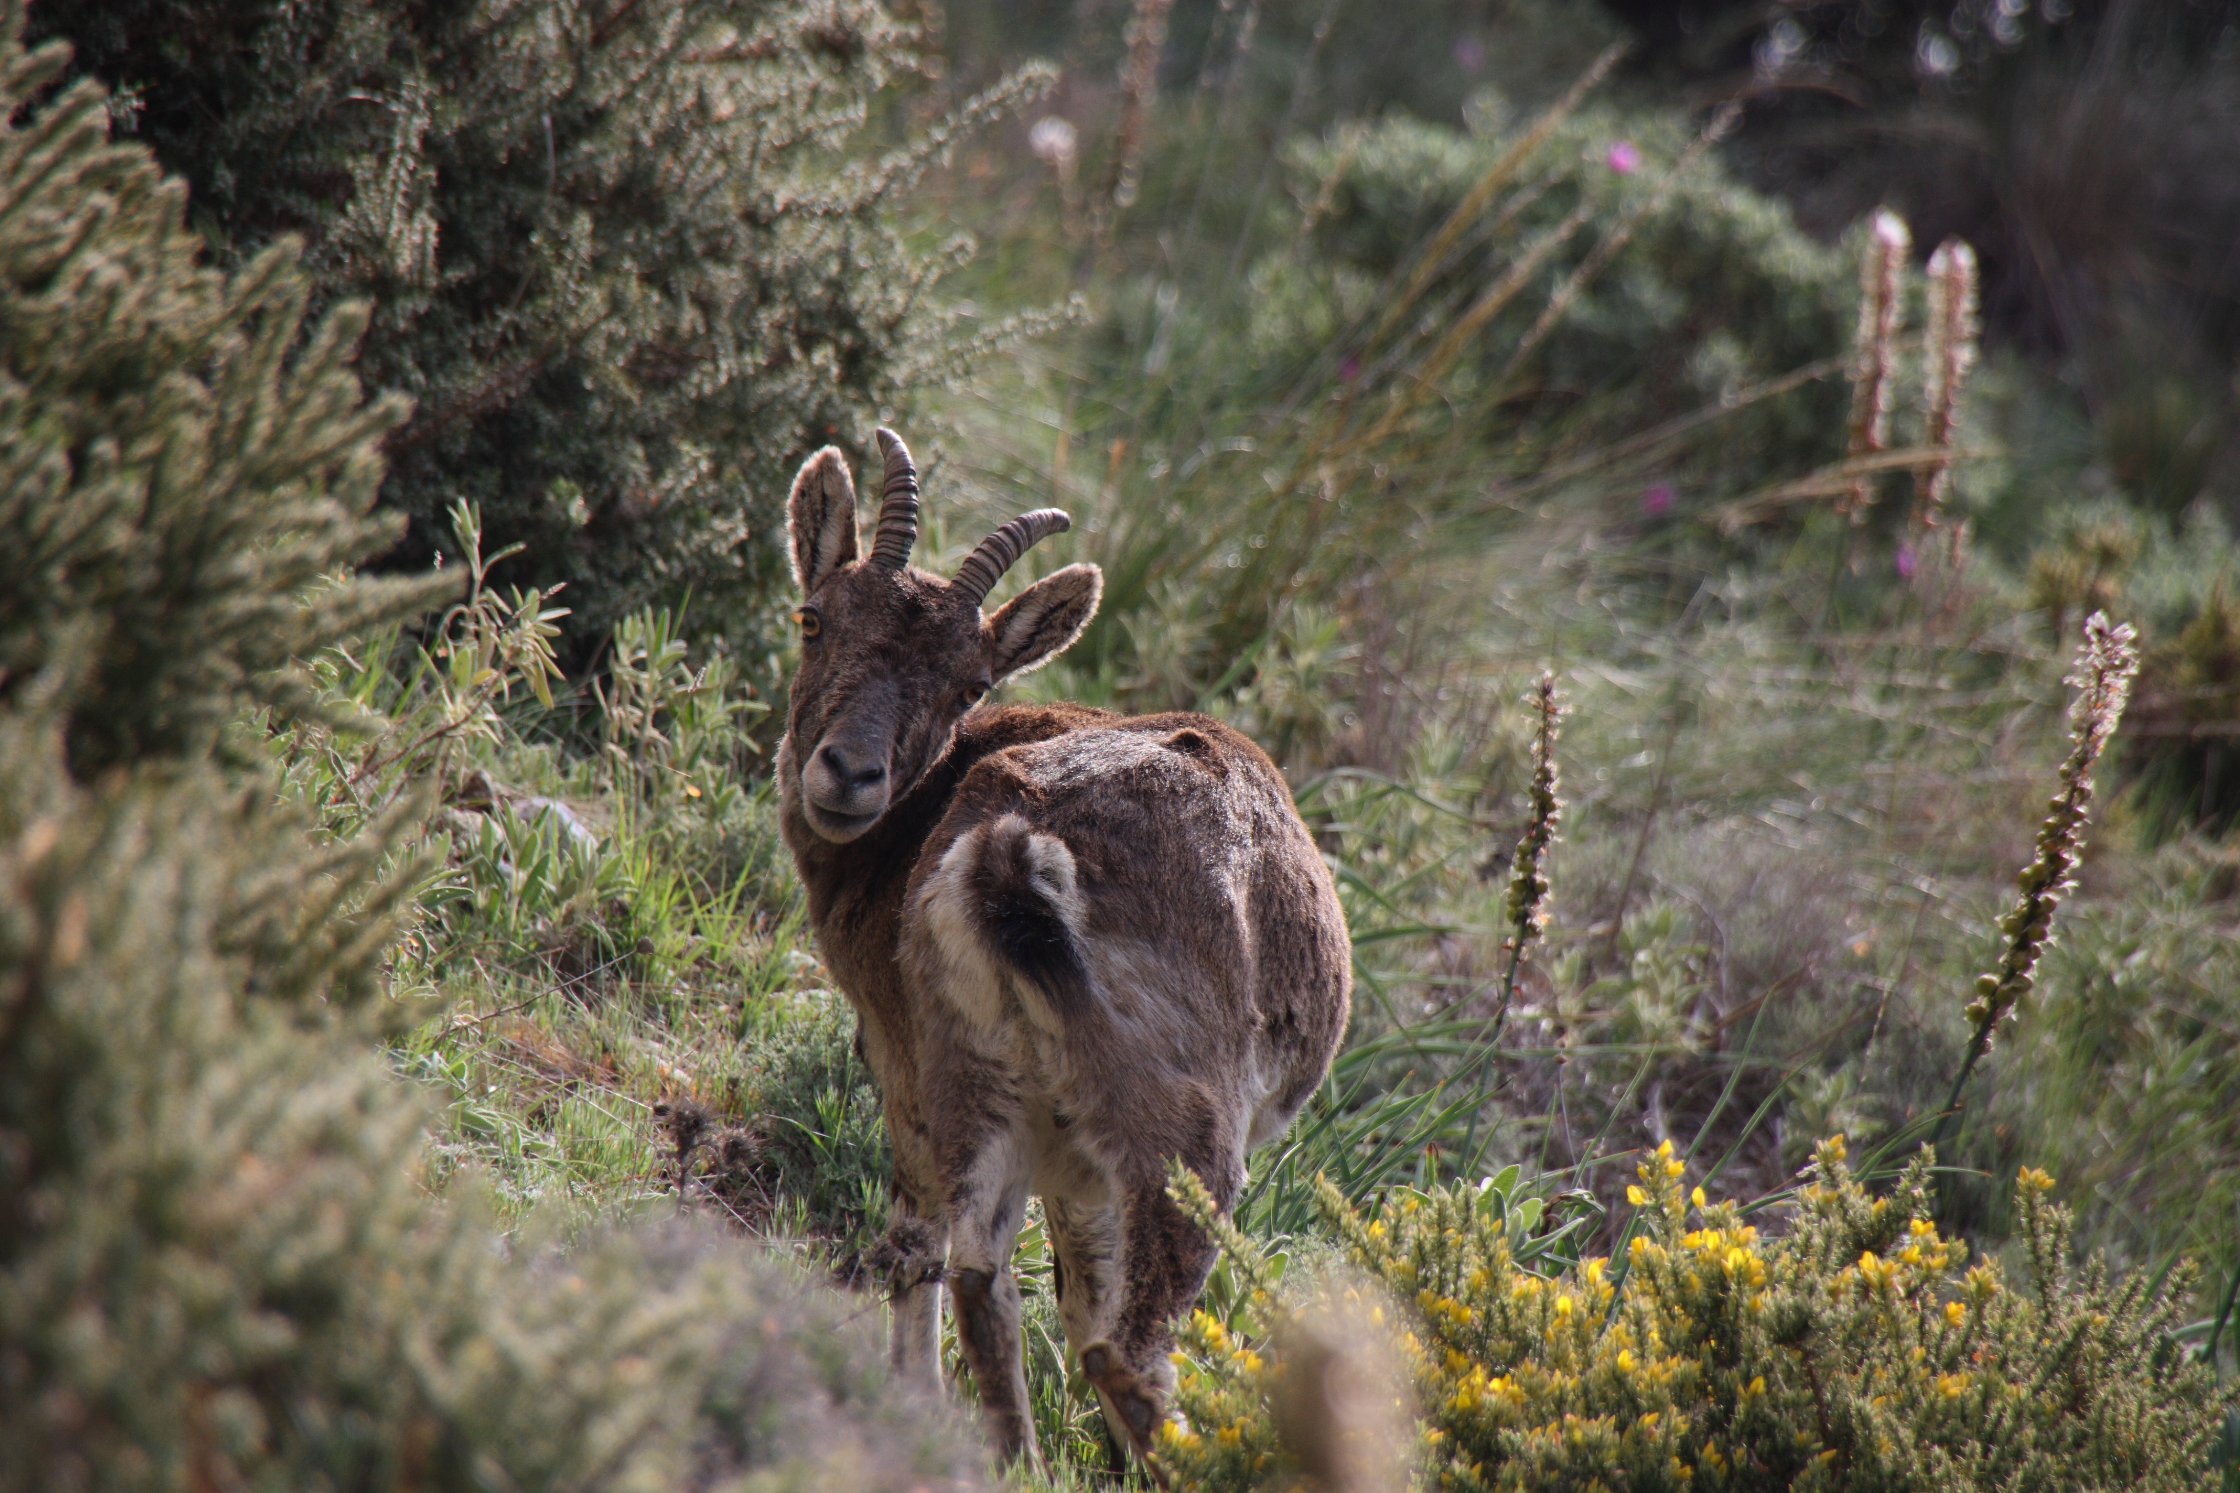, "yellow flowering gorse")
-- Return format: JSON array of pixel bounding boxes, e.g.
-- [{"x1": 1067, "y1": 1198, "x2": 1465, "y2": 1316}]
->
[{"x1": 1159, "y1": 1143, "x2": 2233, "y2": 1491}]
